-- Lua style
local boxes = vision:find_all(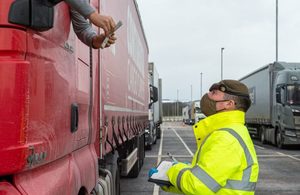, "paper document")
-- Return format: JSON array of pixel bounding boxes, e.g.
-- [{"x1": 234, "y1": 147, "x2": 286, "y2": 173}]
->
[{"x1": 148, "y1": 160, "x2": 173, "y2": 186}]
